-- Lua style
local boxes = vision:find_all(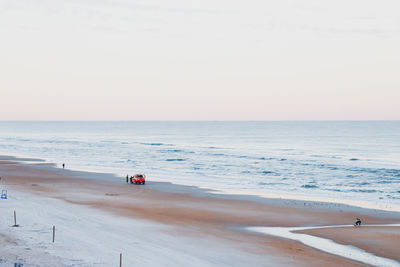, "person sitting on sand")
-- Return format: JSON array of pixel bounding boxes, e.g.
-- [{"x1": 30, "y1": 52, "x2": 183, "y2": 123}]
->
[{"x1": 355, "y1": 218, "x2": 361, "y2": 226}]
